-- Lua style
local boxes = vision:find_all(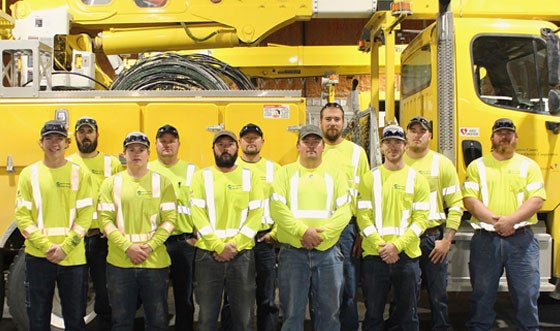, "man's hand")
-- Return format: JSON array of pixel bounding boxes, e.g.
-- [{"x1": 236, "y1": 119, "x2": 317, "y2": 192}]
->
[
  {"x1": 493, "y1": 216, "x2": 516, "y2": 236},
  {"x1": 429, "y1": 238, "x2": 452, "y2": 264},
  {"x1": 378, "y1": 242, "x2": 399, "y2": 264},
  {"x1": 258, "y1": 233, "x2": 278, "y2": 247},
  {"x1": 352, "y1": 233, "x2": 363, "y2": 258},
  {"x1": 46, "y1": 244, "x2": 67, "y2": 264},
  {"x1": 301, "y1": 228, "x2": 324, "y2": 250},
  {"x1": 214, "y1": 242, "x2": 238, "y2": 262},
  {"x1": 126, "y1": 243, "x2": 149, "y2": 264}
]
